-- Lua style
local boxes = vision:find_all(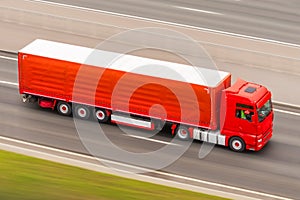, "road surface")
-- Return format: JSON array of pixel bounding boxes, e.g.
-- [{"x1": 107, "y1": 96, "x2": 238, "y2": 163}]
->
[
  {"x1": 0, "y1": 1, "x2": 300, "y2": 199},
  {"x1": 42, "y1": 0, "x2": 300, "y2": 45},
  {"x1": 0, "y1": 55, "x2": 299, "y2": 199}
]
